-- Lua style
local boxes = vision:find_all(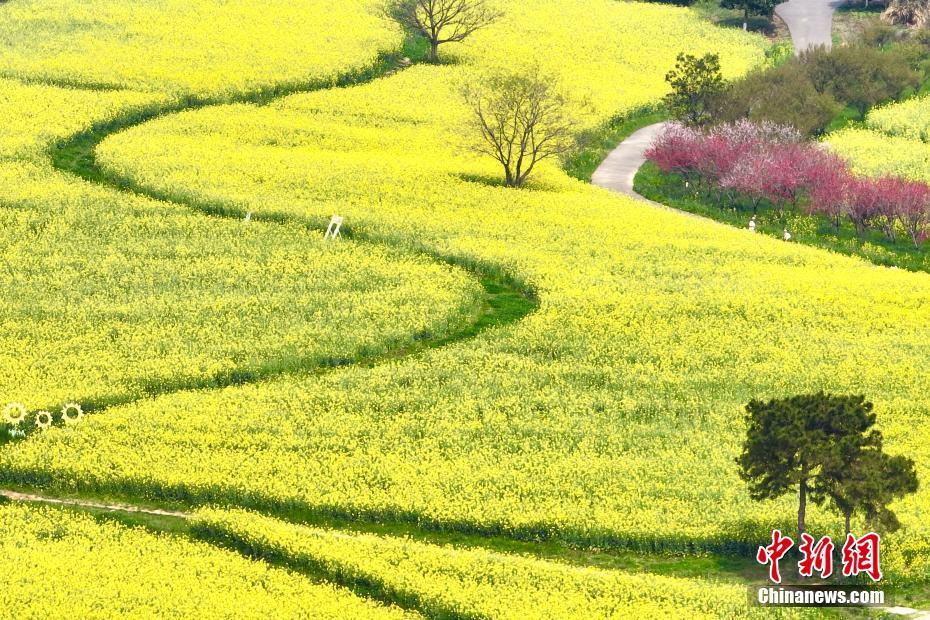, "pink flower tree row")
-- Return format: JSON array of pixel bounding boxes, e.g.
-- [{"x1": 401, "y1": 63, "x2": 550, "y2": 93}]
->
[{"x1": 644, "y1": 121, "x2": 930, "y2": 248}]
